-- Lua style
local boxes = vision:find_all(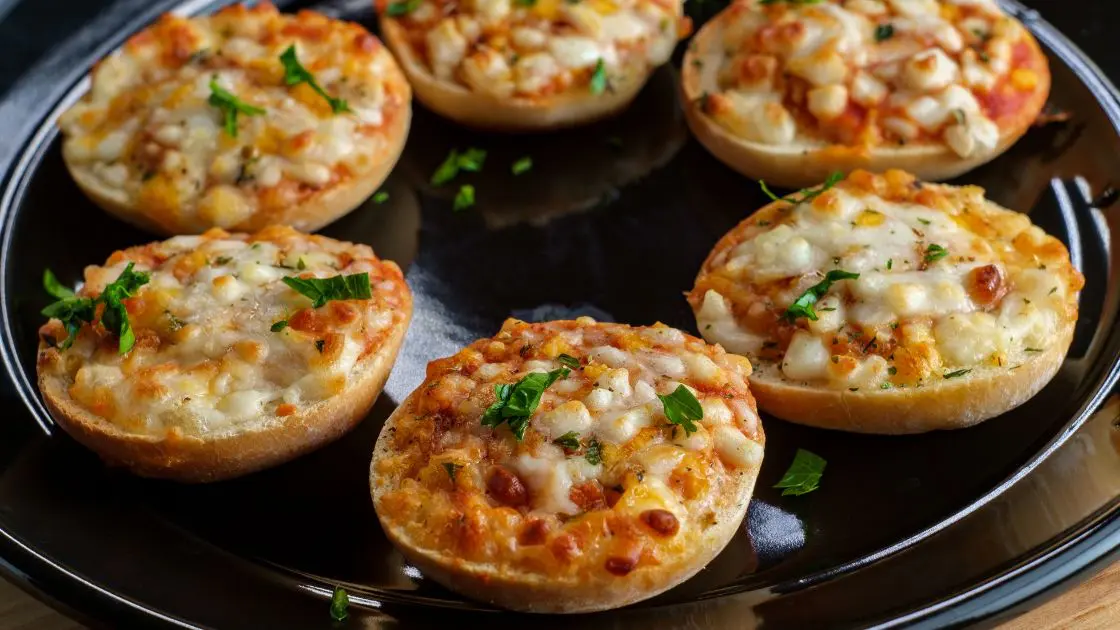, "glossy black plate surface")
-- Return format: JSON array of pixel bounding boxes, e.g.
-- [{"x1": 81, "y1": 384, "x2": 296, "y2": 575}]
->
[{"x1": 0, "y1": 0, "x2": 1118, "y2": 628}]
